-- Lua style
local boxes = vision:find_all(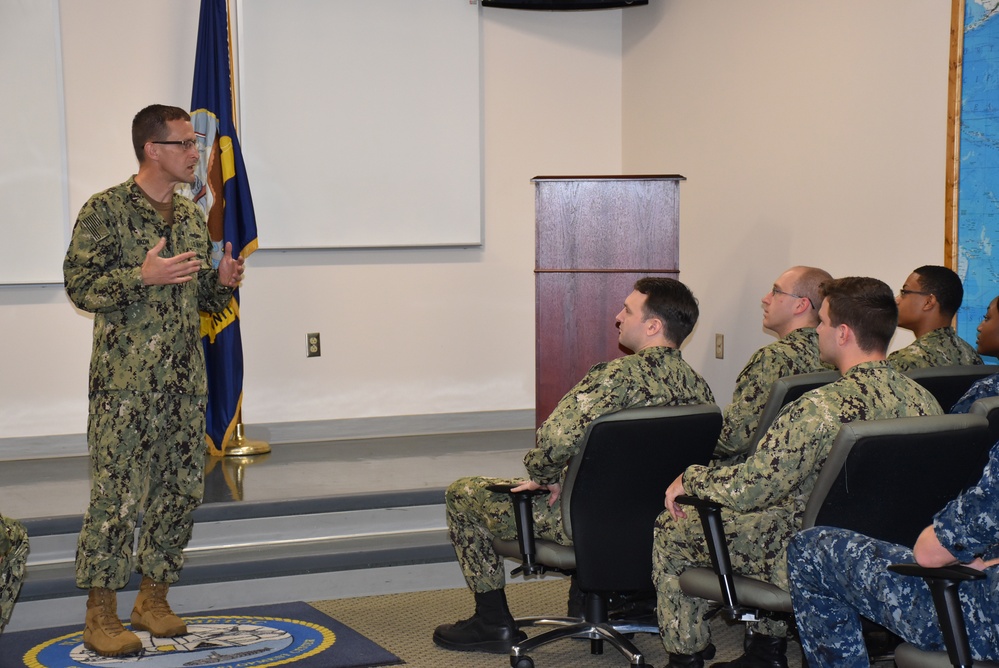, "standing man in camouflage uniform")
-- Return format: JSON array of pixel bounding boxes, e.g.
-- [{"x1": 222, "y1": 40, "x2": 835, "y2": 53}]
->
[
  {"x1": 0, "y1": 514, "x2": 28, "y2": 633},
  {"x1": 887, "y1": 265, "x2": 981, "y2": 372},
  {"x1": 715, "y1": 266, "x2": 833, "y2": 462},
  {"x1": 654, "y1": 277, "x2": 942, "y2": 668},
  {"x1": 64, "y1": 105, "x2": 245, "y2": 657},
  {"x1": 433, "y1": 277, "x2": 715, "y2": 655},
  {"x1": 787, "y1": 441, "x2": 999, "y2": 667}
]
